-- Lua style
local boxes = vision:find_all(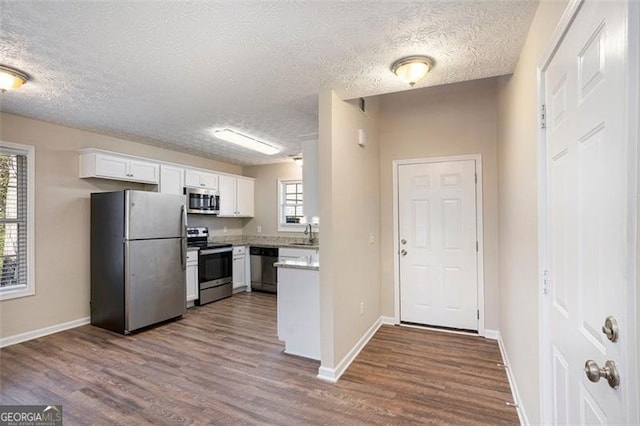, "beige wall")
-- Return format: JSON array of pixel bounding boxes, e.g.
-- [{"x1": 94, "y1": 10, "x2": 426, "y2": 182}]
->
[
  {"x1": 242, "y1": 162, "x2": 303, "y2": 236},
  {"x1": 496, "y1": 1, "x2": 568, "y2": 423},
  {"x1": 378, "y1": 78, "x2": 500, "y2": 330},
  {"x1": 0, "y1": 112, "x2": 241, "y2": 339},
  {"x1": 318, "y1": 91, "x2": 381, "y2": 368}
]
